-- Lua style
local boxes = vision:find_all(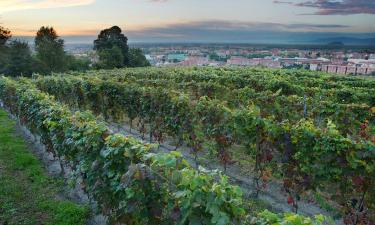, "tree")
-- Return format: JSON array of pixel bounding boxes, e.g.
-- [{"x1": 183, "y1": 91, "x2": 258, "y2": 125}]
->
[
  {"x1": 0, "y1": 26, "x2": 11, "y2": 46},
  {"x1": 0, "y1": 26, "x2": 11, "y2": 74},
  {"x1": 35, "y1": 26, "x2": 66, "y2": 73},
  {"x1": 6, "y1": 40, "x2": 34, "y2": 77},
  {"x1": 128, "y1": 48, "x2": 150, "y2": 67},
  {"x1": 0, "y1": 48, "x2": 9, "y2": 75},
  {"x1": 94, "y1": 26, "x2": 129, "y2": 66},
  {"x1": 96, "y1": 46, "x2": 124, "y2": 69}
]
